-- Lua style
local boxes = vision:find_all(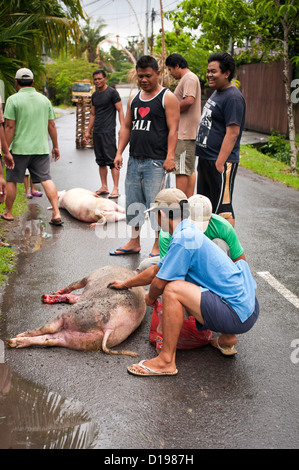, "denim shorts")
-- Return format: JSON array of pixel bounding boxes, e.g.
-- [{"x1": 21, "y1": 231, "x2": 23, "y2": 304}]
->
[
  {"x1": 125, "y1": 156, "x2": 168, "y2": 229},
  {"x1": 195, "y1": 290, "x2": 259, "y2": 334}
]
